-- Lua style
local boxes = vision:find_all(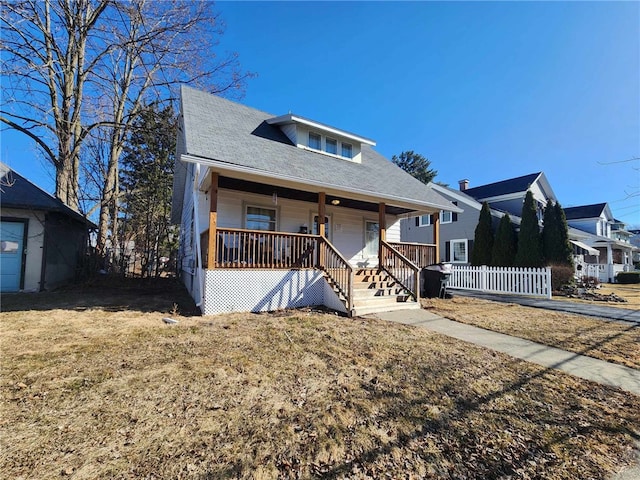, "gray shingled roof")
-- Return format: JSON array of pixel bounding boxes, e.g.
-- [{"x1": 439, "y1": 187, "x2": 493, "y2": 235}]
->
[
  {"x1": 1, "y1": 163, "x2": 95, "y2": 227},
  {"x1": 563, "y1": 203, "x2": 607, "y2": 220},
  {"x1": 463, "y1": 172, "x2": 542, "y2": 200},
  {"x1": 173, "y1": 86, "x2": 459, "y2": 219}
]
